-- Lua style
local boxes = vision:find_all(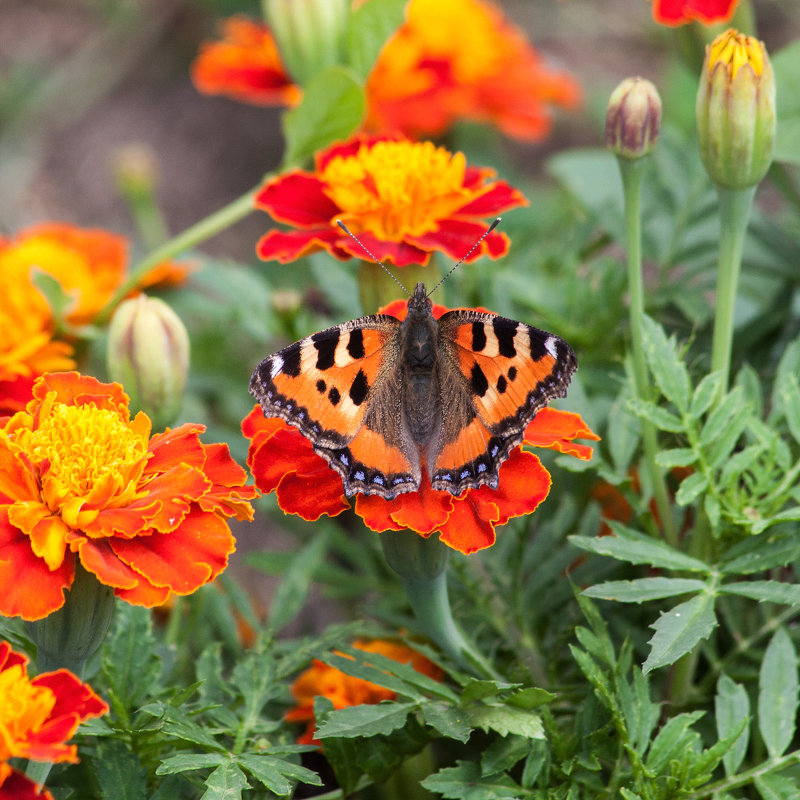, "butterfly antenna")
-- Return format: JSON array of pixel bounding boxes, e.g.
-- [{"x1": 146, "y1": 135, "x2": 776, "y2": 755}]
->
[
  {"x1": 336, "y1": 220, "x2": 410, "y2": 297},
  {"x1": 426, "y1": 217, "x2": 501, "y2": 298}
]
